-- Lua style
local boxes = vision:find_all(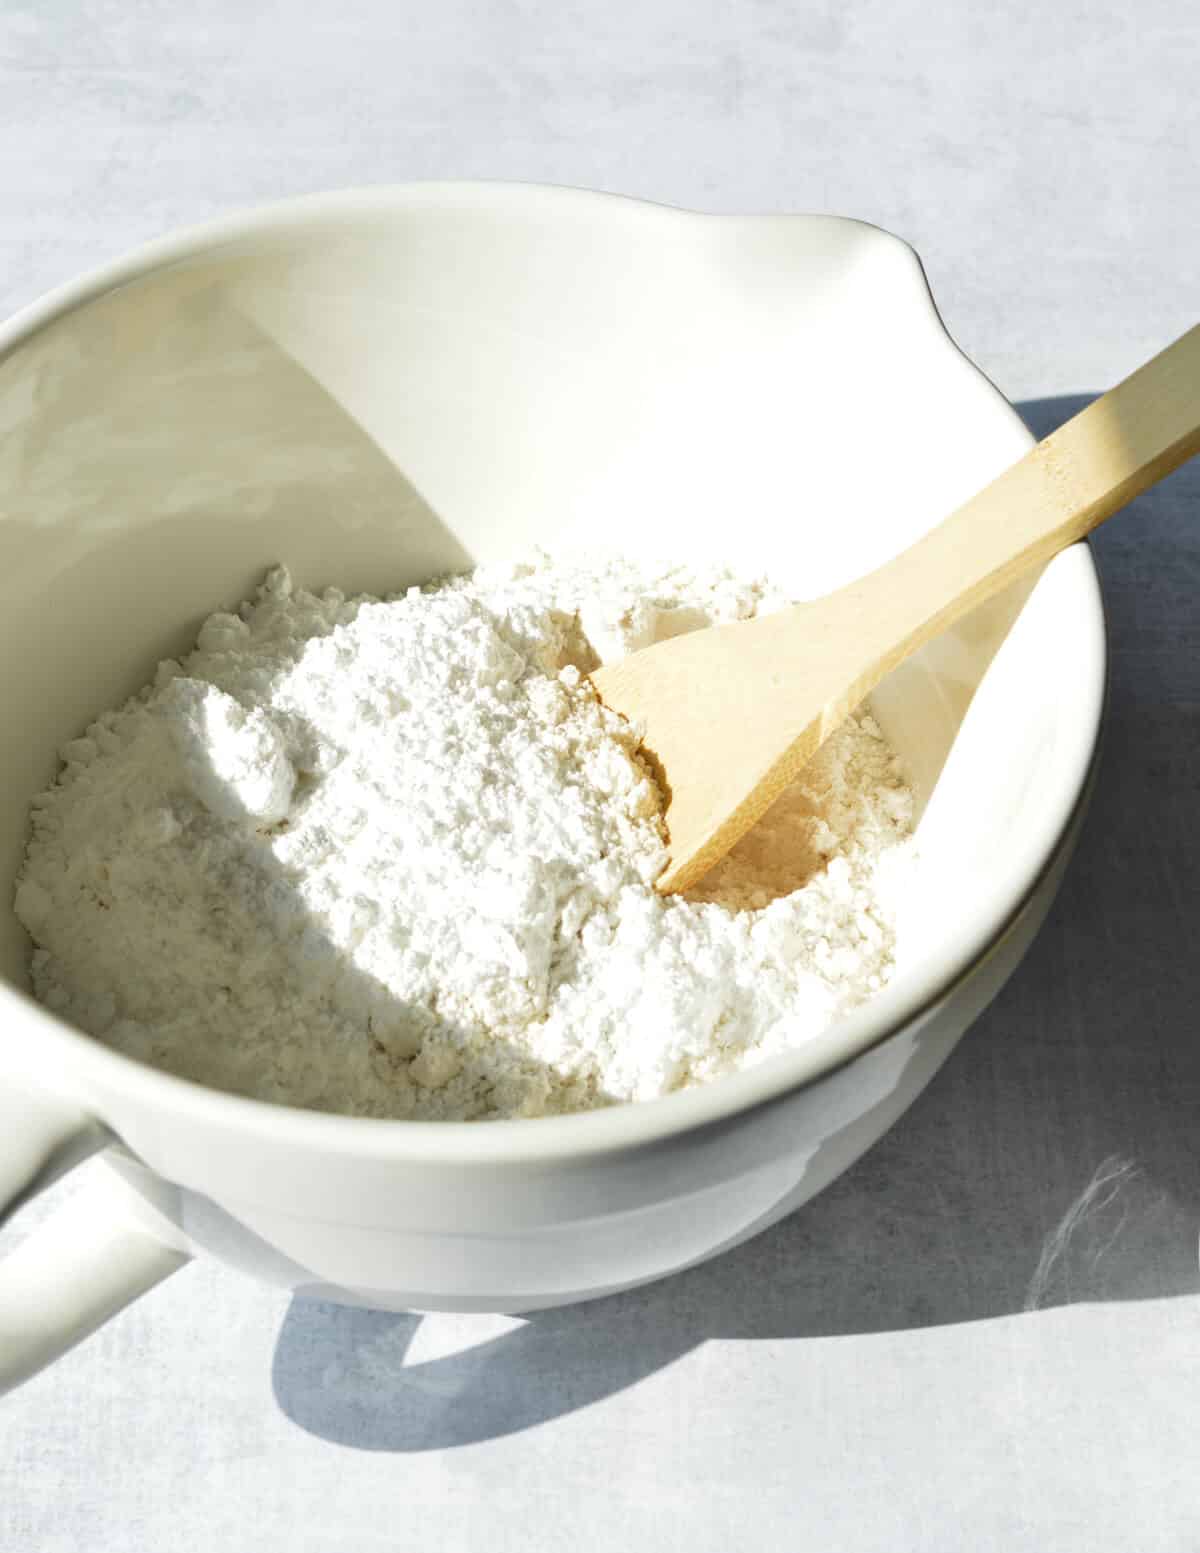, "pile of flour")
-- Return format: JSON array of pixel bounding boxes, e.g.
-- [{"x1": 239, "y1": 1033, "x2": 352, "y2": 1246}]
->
[{"x1": 17, "y1": 555, "x2": 915, "y2": 1120}]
